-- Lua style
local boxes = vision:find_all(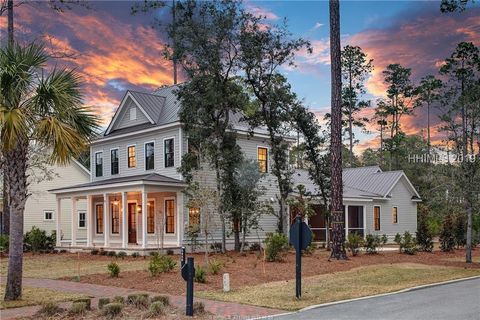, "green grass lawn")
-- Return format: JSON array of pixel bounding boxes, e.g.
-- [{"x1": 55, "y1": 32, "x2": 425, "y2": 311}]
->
[
  {"x1": 0, "y1": 286, "x2": 87, "y2": 309},
  {"x1": 0, "y1": 254, "x2": 149, "y2": 279},
  {"x1": 197, "y1": 263, "x2": 480, "y2": 311}
]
